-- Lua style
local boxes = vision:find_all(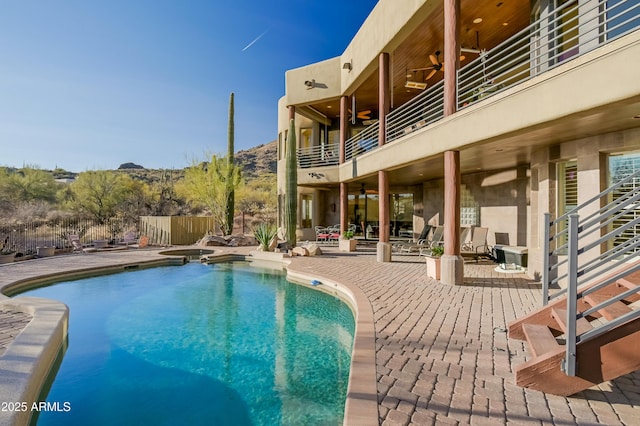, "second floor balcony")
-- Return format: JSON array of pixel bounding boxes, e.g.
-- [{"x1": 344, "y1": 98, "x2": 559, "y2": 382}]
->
[{"x1": 293, "y1": 0, "x2": 640, "y2": 175}]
